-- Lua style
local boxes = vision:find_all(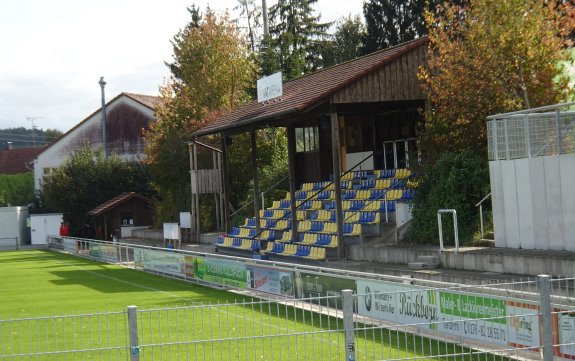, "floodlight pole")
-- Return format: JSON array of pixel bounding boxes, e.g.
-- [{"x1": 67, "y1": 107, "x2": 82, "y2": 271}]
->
[
  {"x1": 99, "y1": 77, "x2": 108, "y2": 158},
  {"x1": 262, "y1": 0, "x2": 269, "y2": 37}
]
